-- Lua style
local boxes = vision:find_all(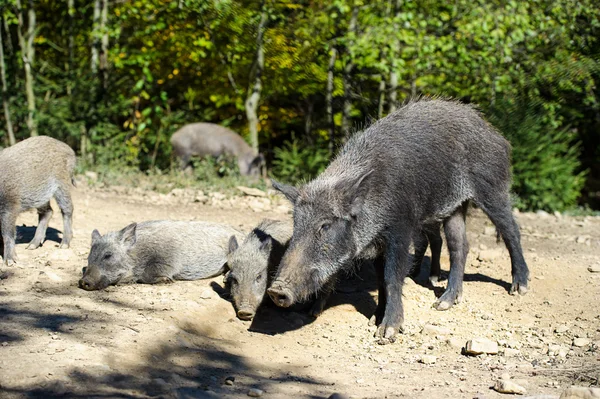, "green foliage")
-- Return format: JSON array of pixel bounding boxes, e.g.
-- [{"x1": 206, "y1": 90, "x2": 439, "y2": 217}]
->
[
  {"x1": 271, "y1": 138, "x2": 330, "y2": 184},
  {"x1": 488, "y1": 98, "x2": 587, "y2": 212}
]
